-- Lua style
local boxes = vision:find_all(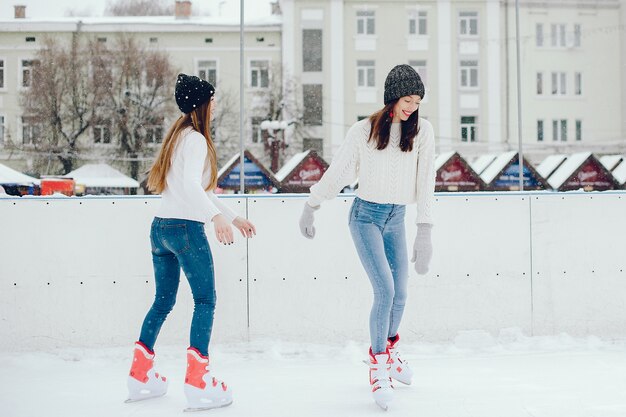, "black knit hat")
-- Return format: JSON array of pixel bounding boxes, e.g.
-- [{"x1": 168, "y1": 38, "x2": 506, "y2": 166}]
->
[
  {"x1": 175, "y1": 73, "x2": 215, "y2": 114},
  {"x1": 384, "y1": 64, "x2": 425, "y2": 104}
]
